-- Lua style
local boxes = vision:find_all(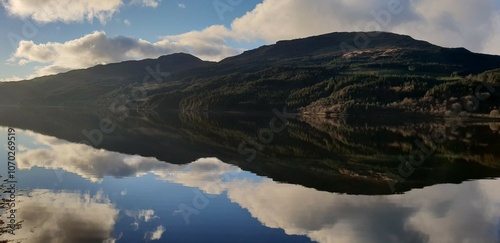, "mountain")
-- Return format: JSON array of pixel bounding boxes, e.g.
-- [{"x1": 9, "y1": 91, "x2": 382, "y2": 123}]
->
[
  {"x1": 0, "y1": 53, "x2": 213, "y2": 106},
  {"x1": 1, "y1": 32, "x2": 500, "y2": 116}
]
